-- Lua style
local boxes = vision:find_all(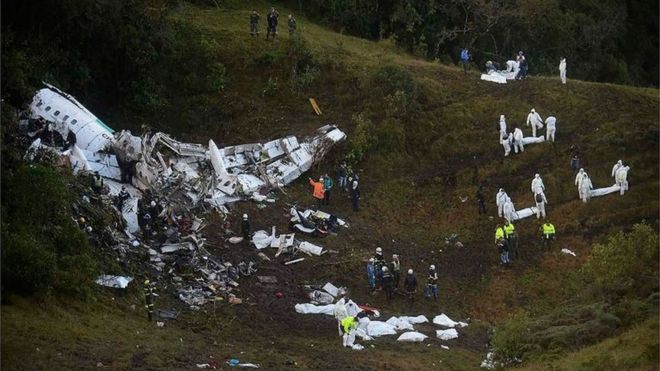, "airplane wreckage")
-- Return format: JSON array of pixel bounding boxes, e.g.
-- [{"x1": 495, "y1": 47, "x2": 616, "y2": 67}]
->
[{"x1": 21, "y1": 84, "x2": 346, "y2": 233}]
